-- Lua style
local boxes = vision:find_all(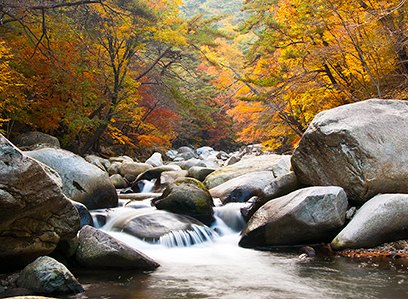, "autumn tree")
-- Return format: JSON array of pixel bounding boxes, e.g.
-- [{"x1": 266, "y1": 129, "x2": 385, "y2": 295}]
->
[{"x1": 230, "y1": 0, "x2": 408, "y2": 152}]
